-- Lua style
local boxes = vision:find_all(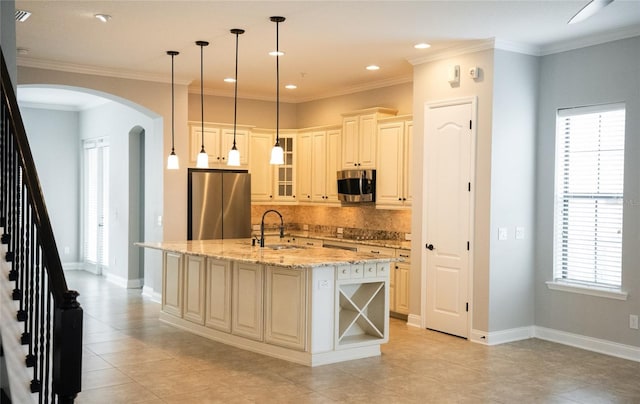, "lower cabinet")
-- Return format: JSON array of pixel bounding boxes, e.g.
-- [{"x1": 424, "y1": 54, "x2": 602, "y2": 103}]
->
[
  {"x1": 265, "y1": 266, "x2": 307, "y2": 351},
  {"x1": 392, "y1": 250, "x2": 410, "y2": 316},
  {"x1": 205, "y1": 258, "x2": 232, "y2": 332},
  {"x1": 232, "y1": 262, "x2": 264, "y2": 341},
  {"x1": 183, "y1": 255, "x2": 206, "y2": 324},
  {"x1": 162, "y1": 252, "x2": 183, "y2": 317}
]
